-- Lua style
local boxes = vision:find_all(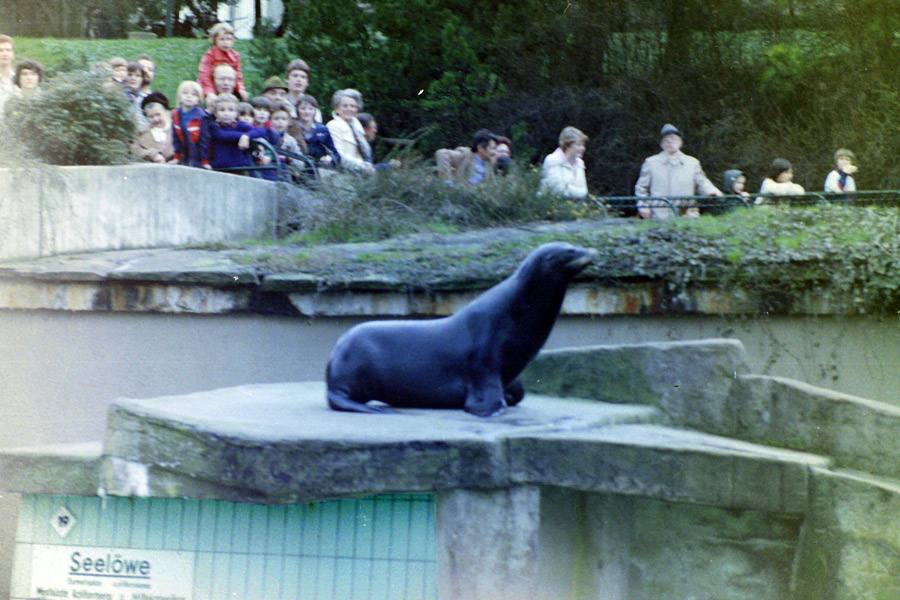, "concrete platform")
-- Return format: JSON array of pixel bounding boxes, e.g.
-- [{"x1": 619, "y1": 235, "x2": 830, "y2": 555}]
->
[
  {"x1": 1, "y1": 380, "x2": 828, "y2": 514},
  {"x1": 100, "y1": 384, "x2": 663, "y2": 504}
]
